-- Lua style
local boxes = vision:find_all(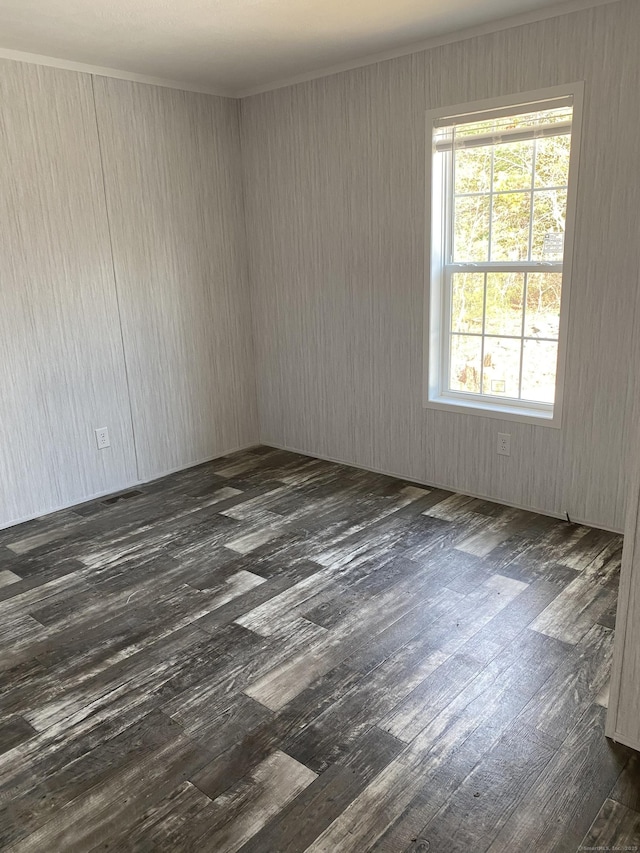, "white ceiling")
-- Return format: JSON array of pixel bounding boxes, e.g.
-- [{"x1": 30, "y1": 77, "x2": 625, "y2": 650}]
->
[{"x1": 0, "y1": 0, "x2": 613, "y2": 96}]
